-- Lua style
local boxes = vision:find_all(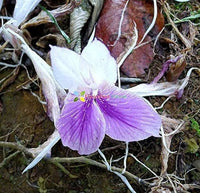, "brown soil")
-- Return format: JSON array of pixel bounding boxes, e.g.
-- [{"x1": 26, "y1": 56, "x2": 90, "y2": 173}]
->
[{"x1": 0, "y1": 0, "x2": 200, "y2": 193}]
